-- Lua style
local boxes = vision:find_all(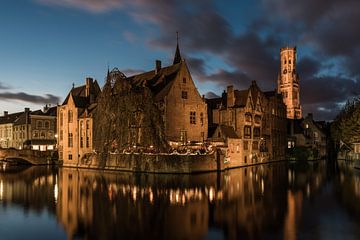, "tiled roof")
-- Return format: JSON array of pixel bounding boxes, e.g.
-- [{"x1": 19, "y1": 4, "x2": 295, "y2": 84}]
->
[
  {"x1": 127, "y1": 62, "x2": 181, "y2": 101},
  {"x1": 0, "y1": 112, "x2": 23, "y2": 124}
]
